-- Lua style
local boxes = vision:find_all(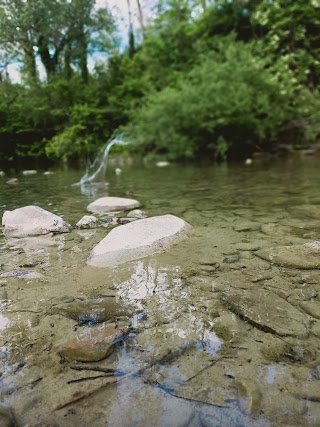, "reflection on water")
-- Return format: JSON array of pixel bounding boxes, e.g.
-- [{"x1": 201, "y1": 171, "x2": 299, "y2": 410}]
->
[
  {"x1": 0, "y1": 313, "x2": 9, "y2": 330},
  {"x1": 0, "y1": 156, "x2": 320, "y2": 426}
]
